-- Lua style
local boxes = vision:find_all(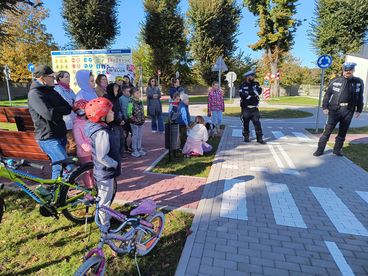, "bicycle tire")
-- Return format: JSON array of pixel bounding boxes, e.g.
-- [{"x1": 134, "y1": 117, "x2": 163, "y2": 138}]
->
[
  {"x1": 60, "y1": 163, "x2": 117, "y2": 224},
  {"x1": 135, "y1": 212, "x2": 165, "y2": 256},
  {"x1": 74, "y1": 255, "x2": 106, "y2": 276}
]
